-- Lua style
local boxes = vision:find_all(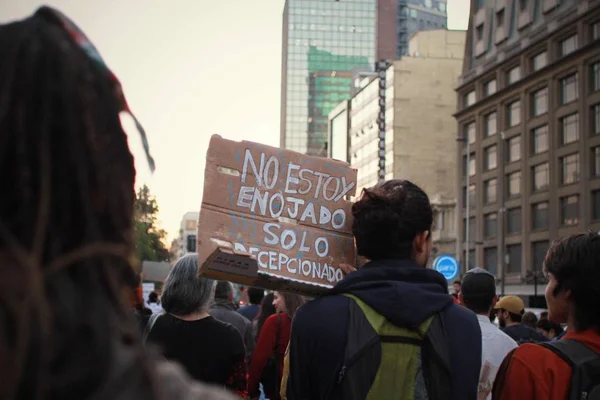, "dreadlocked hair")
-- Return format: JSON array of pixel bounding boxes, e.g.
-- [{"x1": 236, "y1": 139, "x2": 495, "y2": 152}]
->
[{"x1": 0, "y1": 12, "x2": 156, "y2": 400}]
